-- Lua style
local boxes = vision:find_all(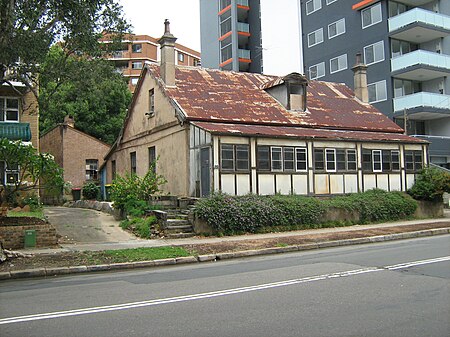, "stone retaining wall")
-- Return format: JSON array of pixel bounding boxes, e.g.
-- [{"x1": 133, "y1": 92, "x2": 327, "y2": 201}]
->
[{"x1": 0, "y1": 224, "x2": 57, "y2": 249}]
